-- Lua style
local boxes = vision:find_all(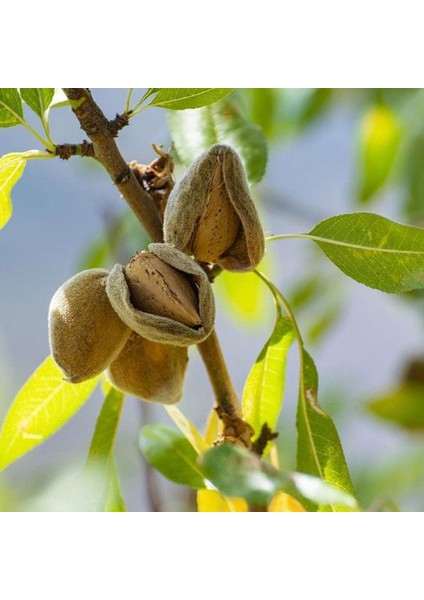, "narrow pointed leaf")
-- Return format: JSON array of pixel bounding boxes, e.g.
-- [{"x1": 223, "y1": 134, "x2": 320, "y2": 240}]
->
[
  {"x1": 0, "y1": 89, "x2": 23, "y2": 127},
  {"x1": 20, "y1": 88, "x2": 54, "y2": 119},
  {"x1": 216, "y1": 268, "x2": 271, "y2": 325},
  {"x1": 202, "y1": 444, "x2": 357, "y2": 509},
  {"x1": 201, "y1": 444, "x2": 280, "y2": 505},
  {"x1": 404, "y1": 134, "x2": 424, "y2": 222},
  {"x1": 168, "y1": 97, "x2": 267, "y2": 183},
  {"x1": 85, "y1": 386, "x2": 126, "y2": 511},
  {"x1": 296, "y1": 350, "x2": 357, "y2": 511},
  {"x1": 164, "y1": 405, "x2": 207, "y2": 454},
  {"x1": 0, "y1": 356, "x2": 99, "y2": 471},
  {"x1": 309, "y1": 212, "x2": 424, "y2": 292},
  {"x1": 149, "y1": 88, "x2": 233, "y2": 110},
  {"x1": 49, "y1": 88, "x2": 70, "y2": 109},
  {"x1": 87, "y1": 386, "x2": 124, "y2": 463},
  {"x1": 0, "y1": 153, "x2": 26, "y2": 229},
  {"x1": 139, "y1": 425, "x2": 206, "y2": 489},
  {"x1": 367, "y1": 383, "x2": 424, "y2": 430},
  {"x1": 357, "y1": 105, "x2": 401, "y2": 203},
  {"x1": 268, "y1": 492, "x2": 306, "y2": 512},
  {"x1": 242, "y1": 316, "x2": 294, "y2": 436},
  {"x1": 104, "y1": 460, "x2": 126, "y2": 512},
  {"x1": 203, "y1": 406, "x2": 222, "y2": 447},
  {"x1": 197, "y1": 489, "x2": 248, "y2": 512}
]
